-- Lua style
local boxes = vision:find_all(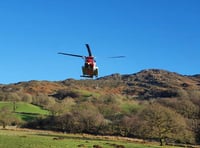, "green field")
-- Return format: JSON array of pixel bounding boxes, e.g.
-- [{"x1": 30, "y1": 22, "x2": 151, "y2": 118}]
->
[
  {"x1": 0, "y1": 101, "x2": 49, "y2": 121},
  {"x1": 0, "y1": 101, "x2": 182, "y2": 148},
  {"x1": 0, "y1": 129, "x2": 178, "y2": 148}
]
